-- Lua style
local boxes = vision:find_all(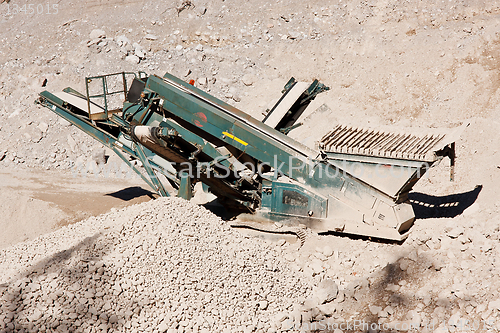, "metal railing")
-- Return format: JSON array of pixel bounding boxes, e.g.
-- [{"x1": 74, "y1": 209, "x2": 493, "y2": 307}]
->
[{"x1": 84, "y1": 71, "x2": 146, "y2": 118}]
